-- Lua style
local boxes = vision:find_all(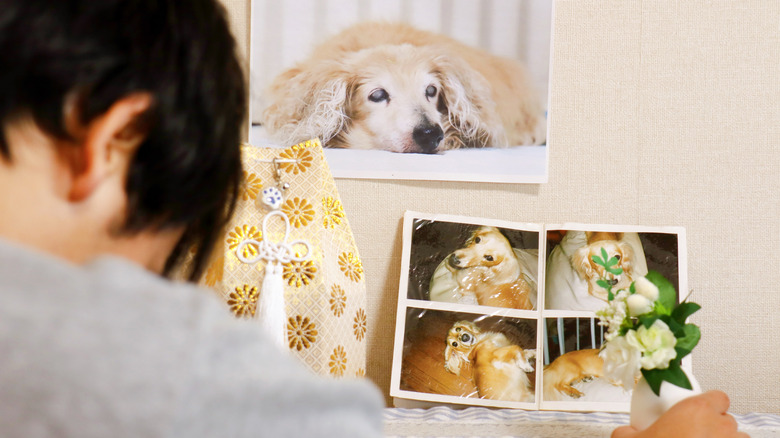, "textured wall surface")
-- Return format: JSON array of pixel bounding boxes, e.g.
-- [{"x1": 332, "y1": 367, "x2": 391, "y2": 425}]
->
[{"x1": 222, "y1": 0, "x2": 779, "y2": 414}]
